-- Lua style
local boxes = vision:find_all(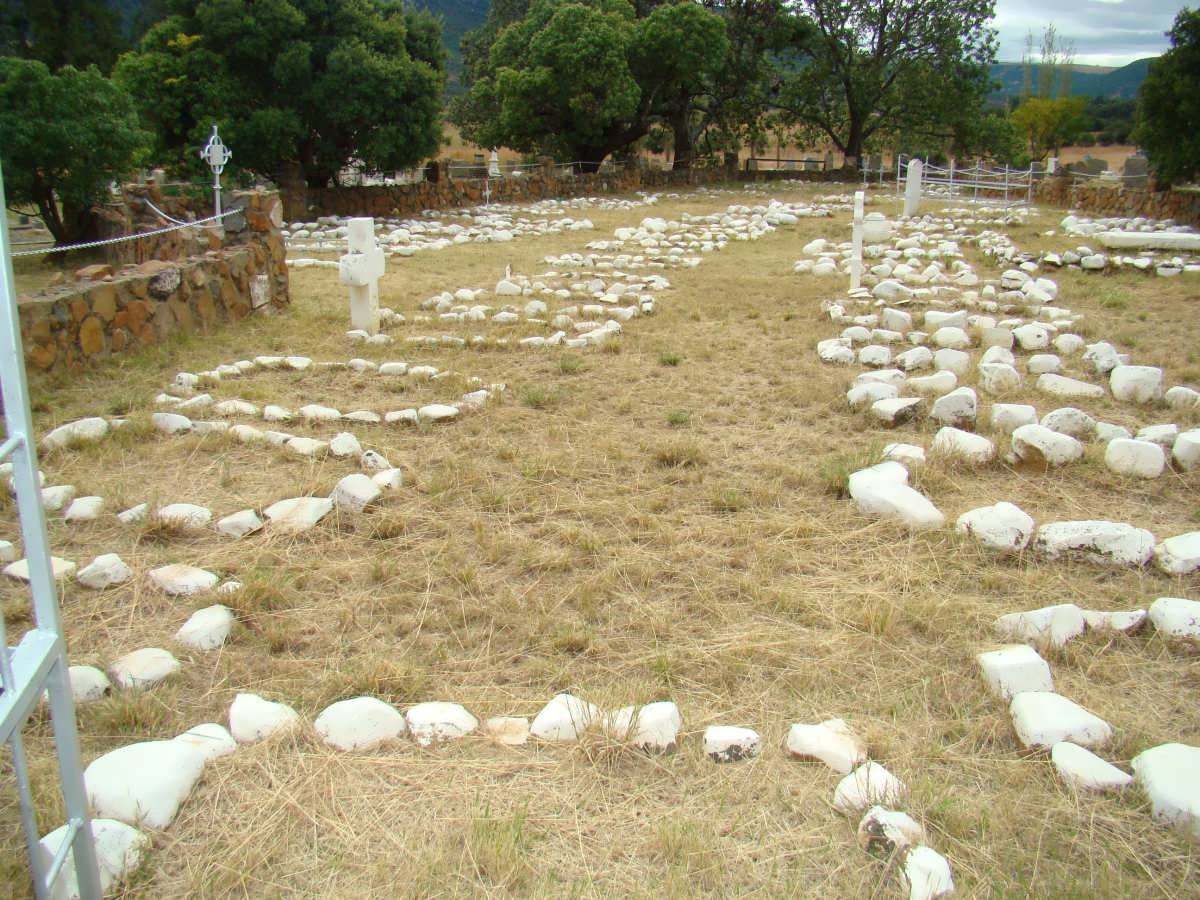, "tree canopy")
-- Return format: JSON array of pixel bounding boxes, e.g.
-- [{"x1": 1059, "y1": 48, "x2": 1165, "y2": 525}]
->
[
  {"x1": 0, "y1": 0, "x2": 129, "y2": 72},
  {"x1": 1010, "y1": 95, "x2": 1085, "y2": 161},
  {"x1": 775, "y1": 0, "x2": 997, "y2": 166},
  {"x1": 1134, "y1": 7, "x2": 1200, "y2": 187},
  {"x1": 114, "y1": 0, "x2": 446, "y2": 188},
  {"x1": 0, "y1": 57, "x2": 149, "y2": 244}
]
